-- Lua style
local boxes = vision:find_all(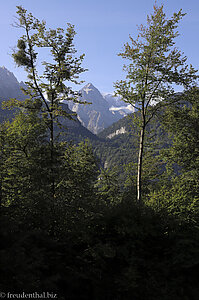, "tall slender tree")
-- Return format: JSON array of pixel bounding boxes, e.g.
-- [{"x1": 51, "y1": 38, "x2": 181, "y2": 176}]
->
[
  {"x1": 12, "y1": 6, "x2": 86, "y2": 197},
  {"x1": 115, "y1": 4, "x2": 198, "y2": 202}
]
